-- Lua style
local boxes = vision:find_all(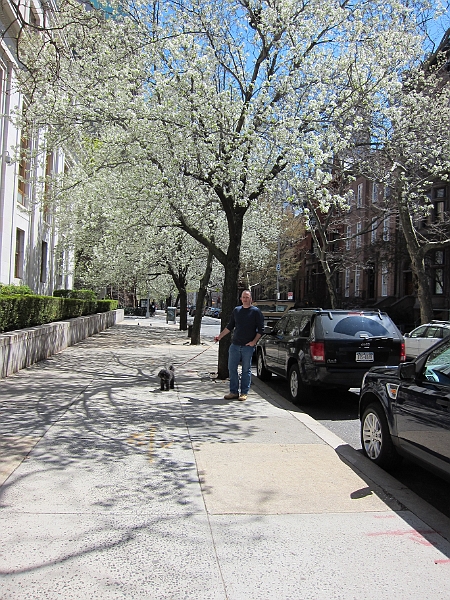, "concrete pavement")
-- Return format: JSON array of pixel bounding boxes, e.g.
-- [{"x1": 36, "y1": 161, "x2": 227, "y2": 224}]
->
[{"x1": 1, "y1": 314, "x2": 450, "y2": 599}]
